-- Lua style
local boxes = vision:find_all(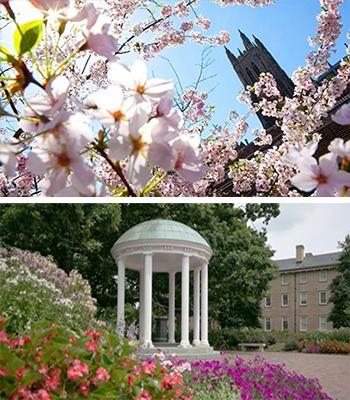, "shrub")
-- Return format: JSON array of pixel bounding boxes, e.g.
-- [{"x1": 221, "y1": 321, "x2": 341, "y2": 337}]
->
[
  {"x1": 284, "y1": 339, "x2": 297, "y2": 351},
  {"x1": 319, "y1": 340, "x2": 350, "y2": 354},
  {"x1": 0, "y1": 318, "x2": 191, "y2": 399},
  {"x1": 0, "y1": 247, "x2": 97, "y2": 333}
]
